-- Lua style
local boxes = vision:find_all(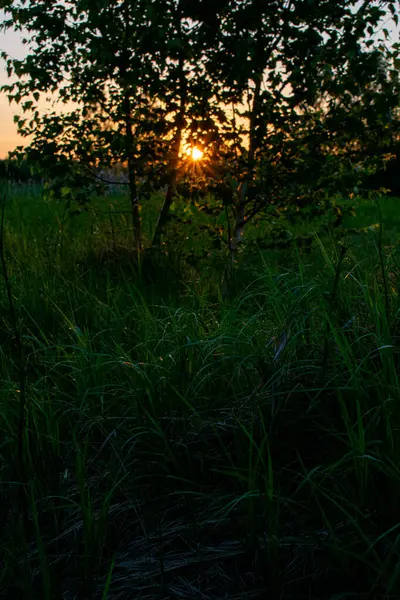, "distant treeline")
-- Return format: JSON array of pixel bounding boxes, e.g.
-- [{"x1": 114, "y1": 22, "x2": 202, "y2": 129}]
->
[
  {"x1": 0, "y1": 157, "x2": 42, "y2": 184},
  {"x1": 1, "y1": 150, "x2": 399, "y2": 195}
]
